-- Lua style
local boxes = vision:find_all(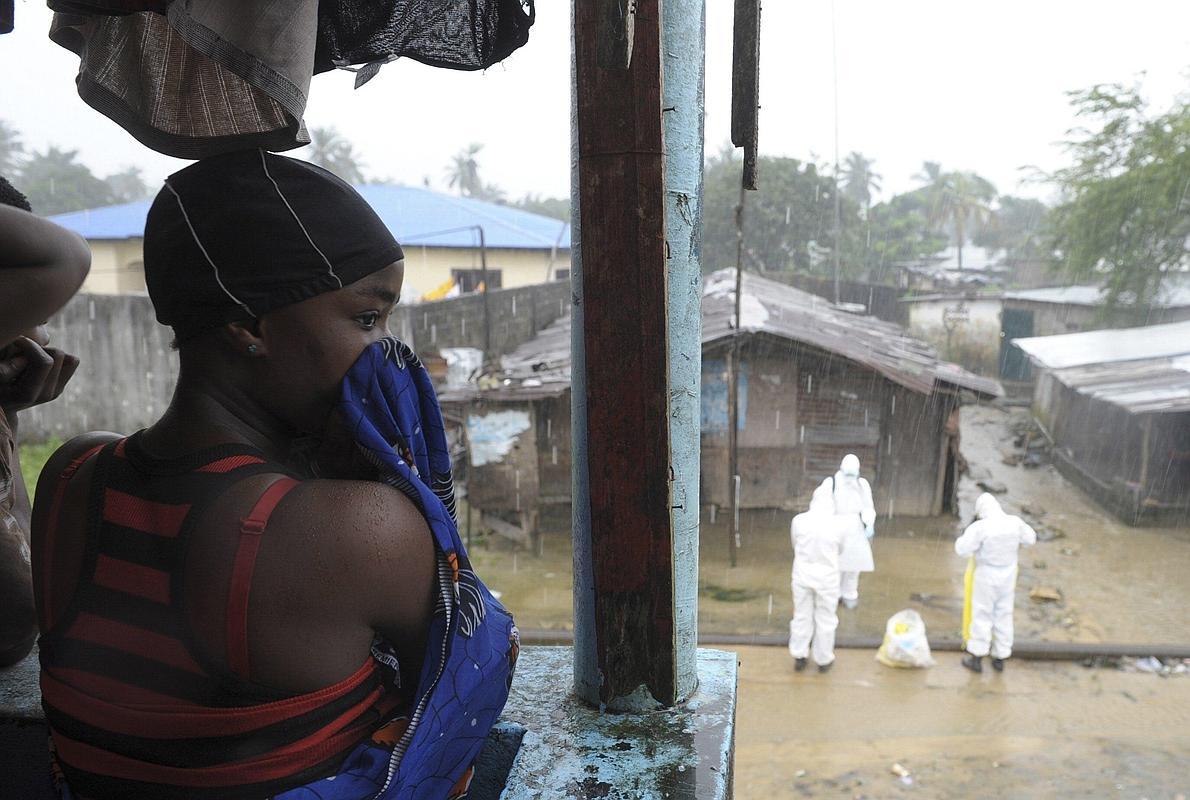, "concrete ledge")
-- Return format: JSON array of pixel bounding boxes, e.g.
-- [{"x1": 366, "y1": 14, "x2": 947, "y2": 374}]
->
[
  {"x1": 3, "y1": 647, "x2": 738, "y2": 799},
  {"x1": 498, "y1": 647, "x2": 737, "y2": 799}
]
